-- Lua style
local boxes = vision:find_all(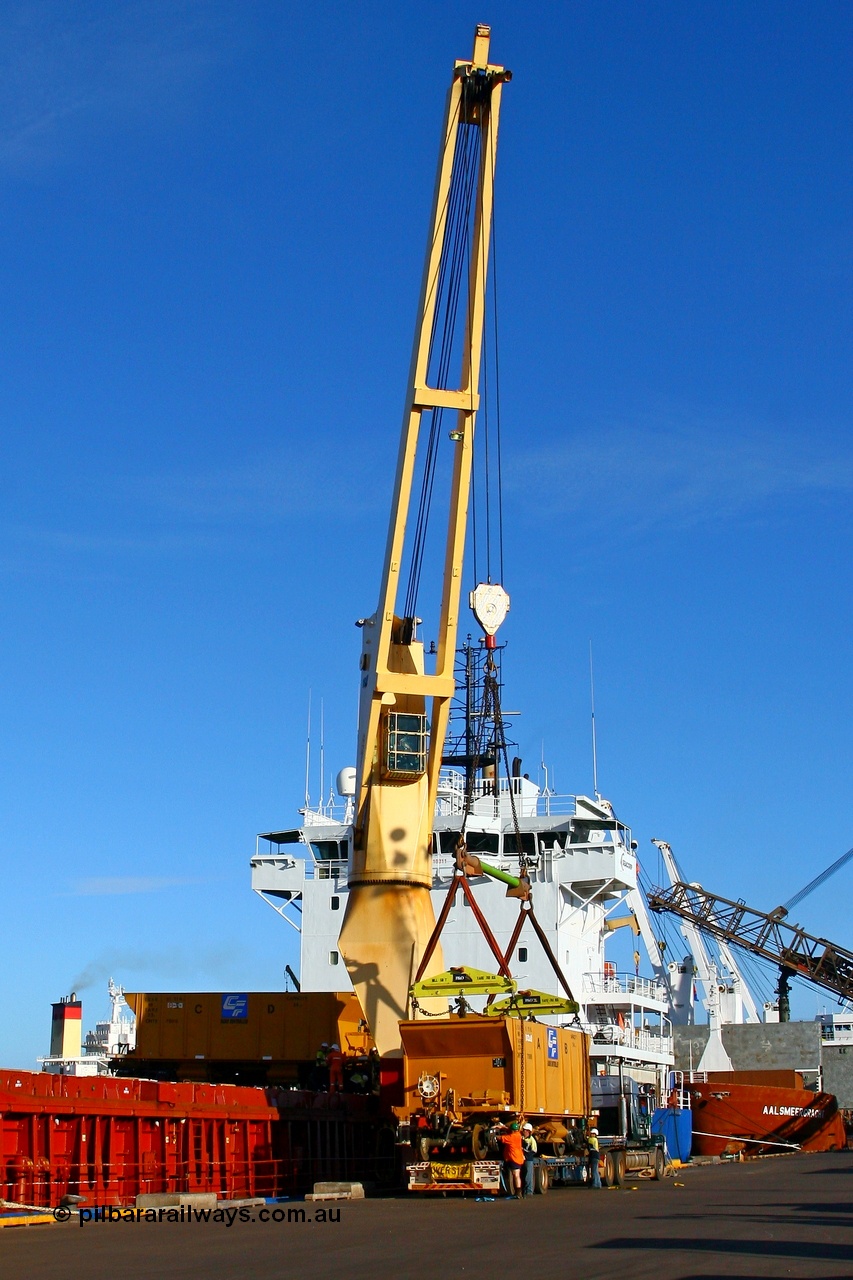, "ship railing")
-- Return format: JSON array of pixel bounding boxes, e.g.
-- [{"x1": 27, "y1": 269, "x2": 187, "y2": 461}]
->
[
  {"x1": 582, "y1": 972, "x2": 667, "y2": 1002},
  {"x1": 592, "y1": 1025, "x2": 673, "y2": 1054},
  {"x1": 634, "y1": 1028, "x2": 673, "y2": 1054},
  {"x1": 666, "y1": 1071, "x2": 694, "y2": 1108},
  {"x1": 299, "y1": 800, "x2": 353, "y2": 825},
  {"x1": 436, "y1": 768, "x2": 577, "y2": 818}
]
